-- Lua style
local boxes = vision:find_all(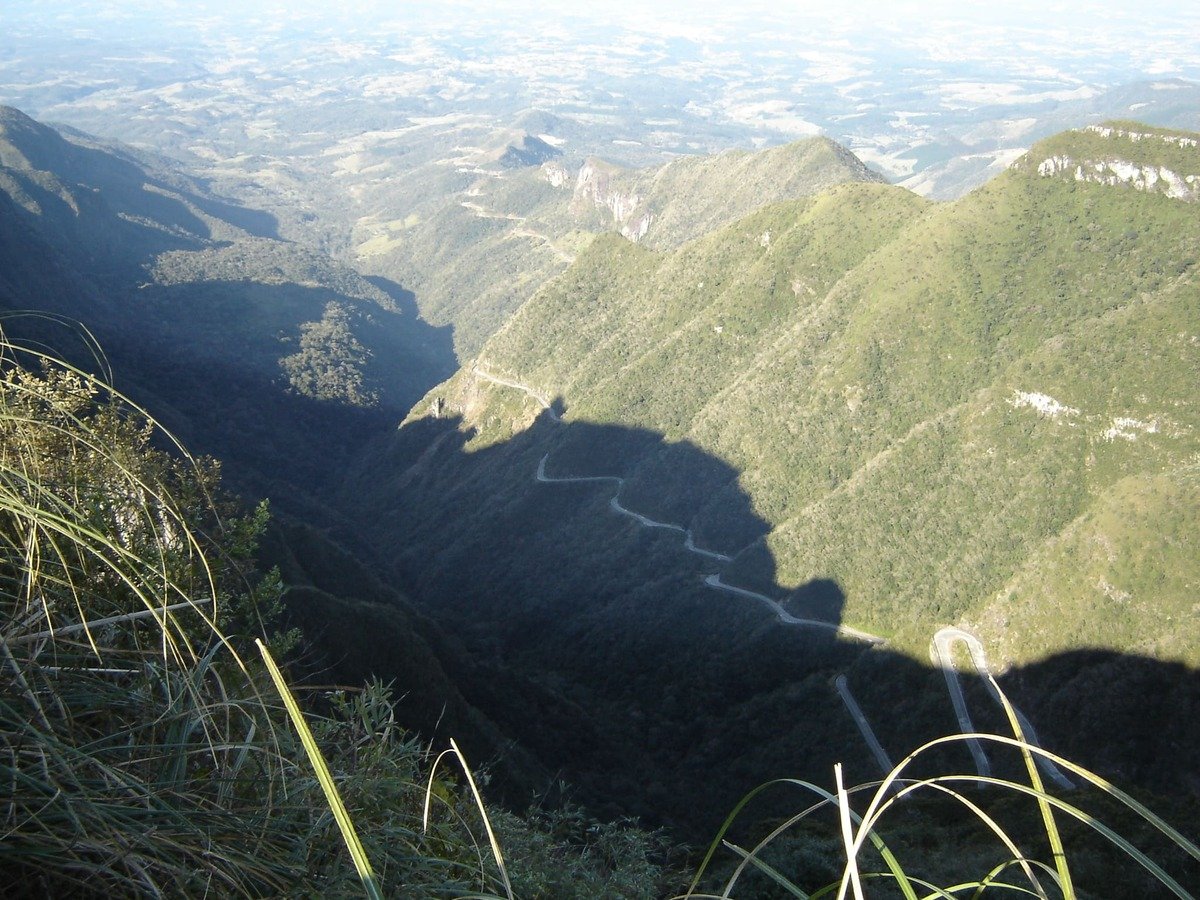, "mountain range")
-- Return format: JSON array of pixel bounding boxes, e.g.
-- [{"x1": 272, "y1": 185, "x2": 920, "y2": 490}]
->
[
  {"x1": 1, "y1": 101, "x2": 1197, "y2": 885},
  {"x1": 394, "y1": 121, "x2": 1199, "y2": 664}
]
